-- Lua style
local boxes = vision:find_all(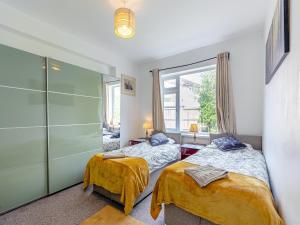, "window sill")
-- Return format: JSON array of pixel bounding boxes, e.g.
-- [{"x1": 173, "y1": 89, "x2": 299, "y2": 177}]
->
[
  {"x1": 181, "y1": 132, "x2": 210, "y2": 139},
  {"x1": 166, "y1": 130, "x2": 210, "y2": 139}
]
